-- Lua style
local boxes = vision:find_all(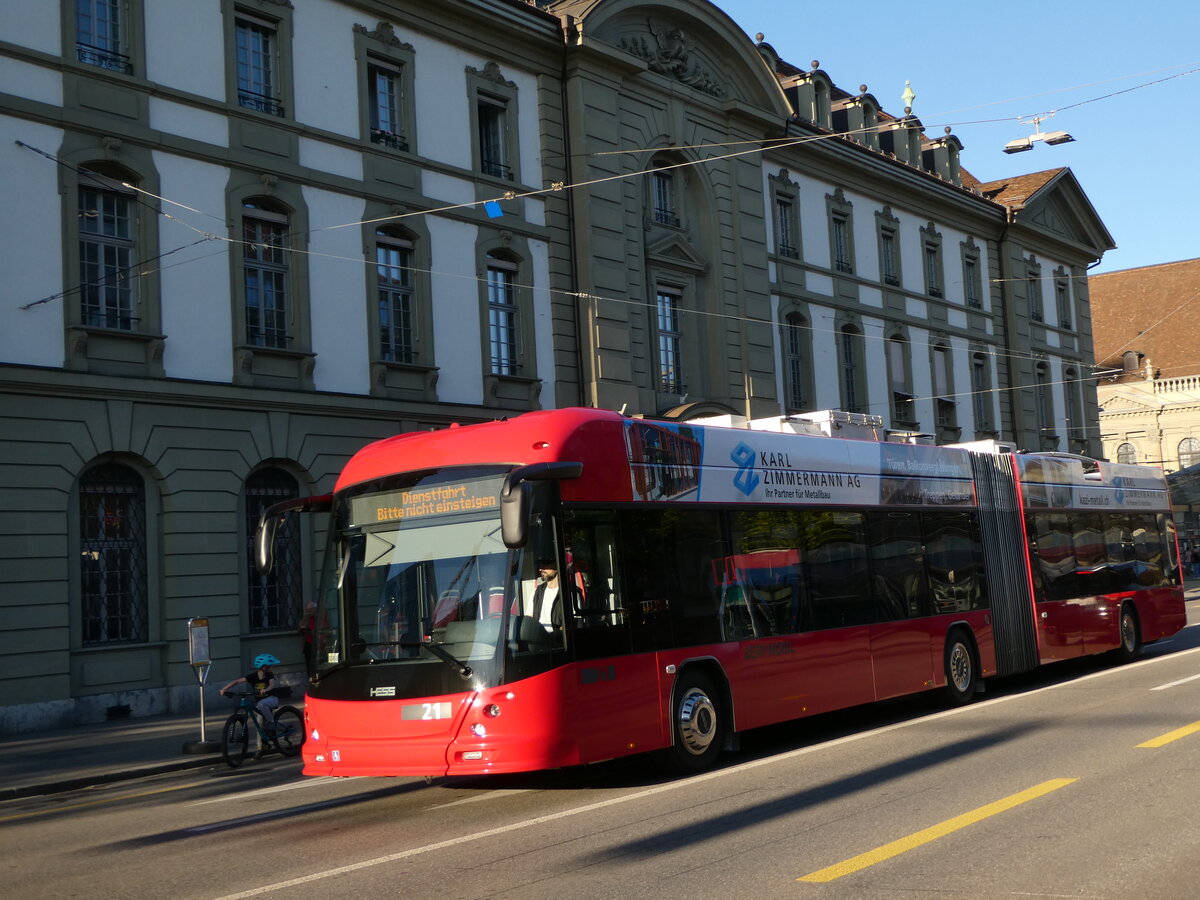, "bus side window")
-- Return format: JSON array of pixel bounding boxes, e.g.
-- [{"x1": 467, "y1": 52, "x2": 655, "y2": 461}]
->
[{"x1": 563, "y1": 510, "x2": 633, "y2": 660}]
